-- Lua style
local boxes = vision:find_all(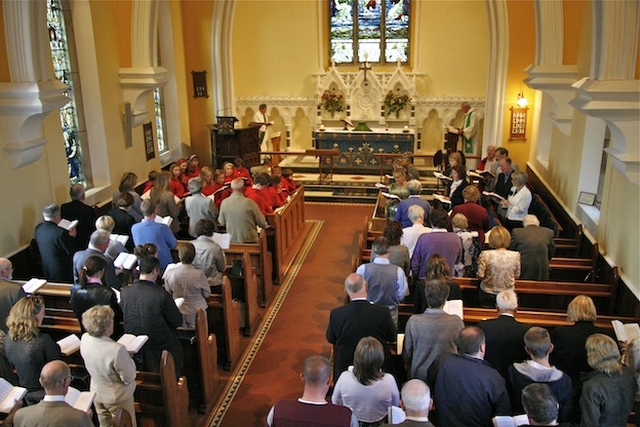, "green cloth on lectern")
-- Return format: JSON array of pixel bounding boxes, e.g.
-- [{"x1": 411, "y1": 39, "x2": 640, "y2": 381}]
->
[{"x1": 354, "y1": 122, "x2": 372, "y2": 132}]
